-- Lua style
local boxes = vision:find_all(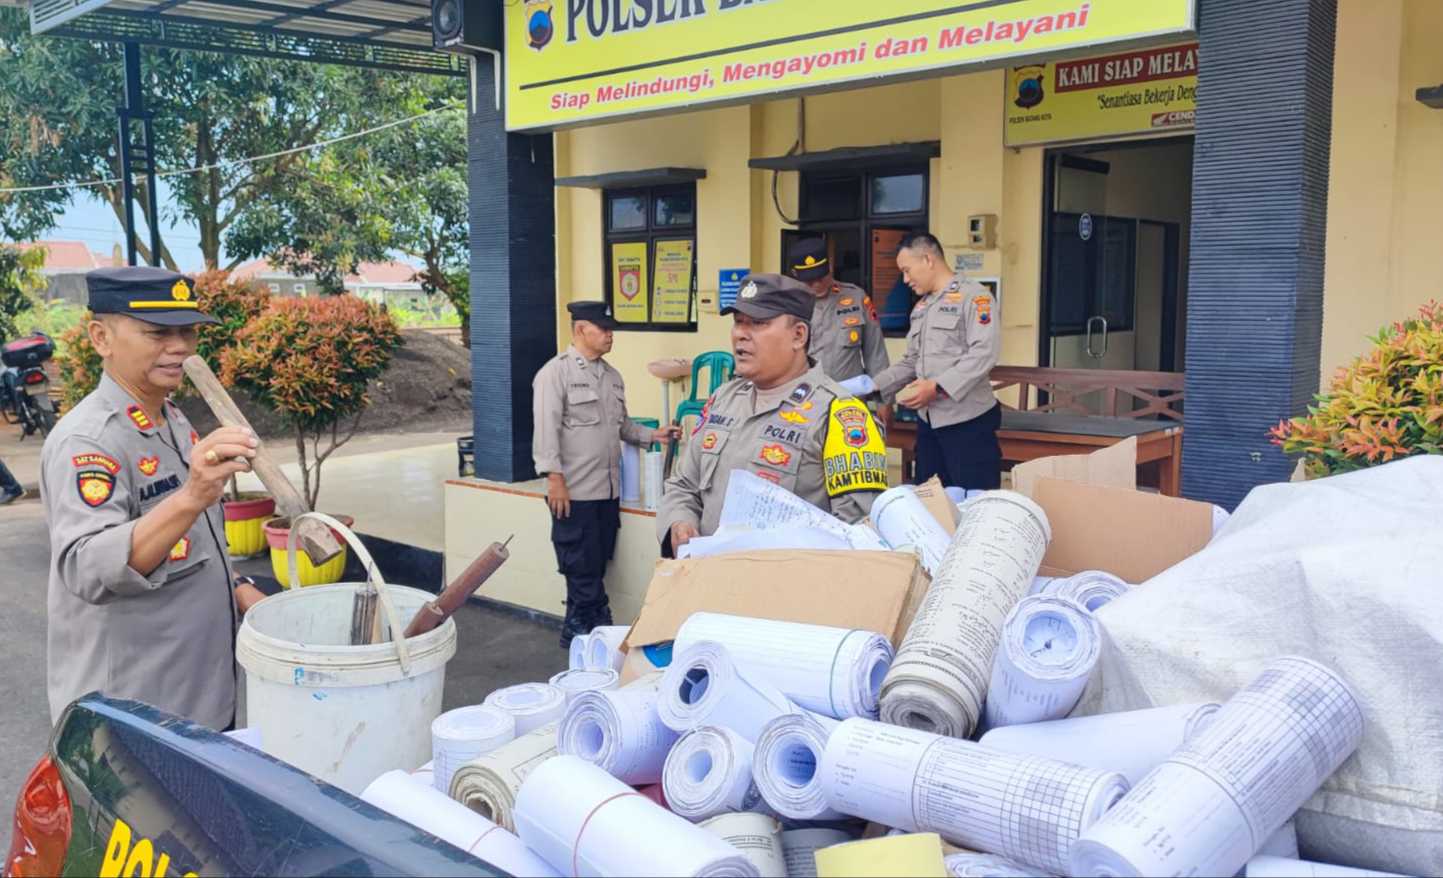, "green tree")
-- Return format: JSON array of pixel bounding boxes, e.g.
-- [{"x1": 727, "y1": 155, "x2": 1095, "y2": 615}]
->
[
  {"x1": 0, "y1": 245, "x2": 45, "y2": 340},
  {"x1": 0, "y1": 8, "x2": 462, "y2": 278}
]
